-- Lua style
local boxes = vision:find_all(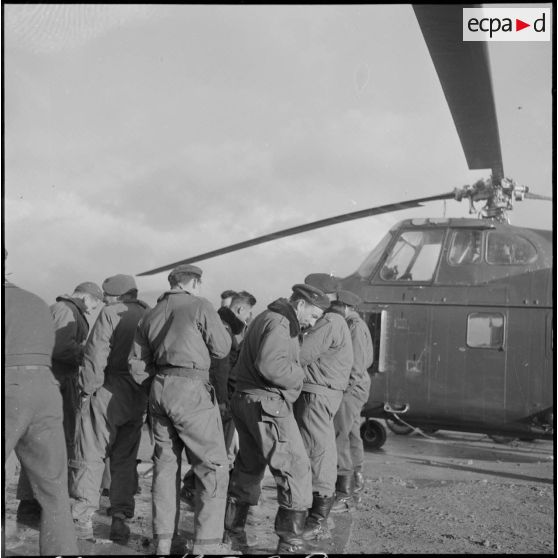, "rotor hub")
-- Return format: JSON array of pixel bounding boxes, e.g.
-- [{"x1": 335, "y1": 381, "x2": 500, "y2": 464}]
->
[{"x1": 454, "y1": 176, "x2": 530, "y2": 223}]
